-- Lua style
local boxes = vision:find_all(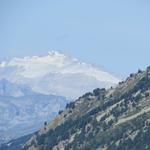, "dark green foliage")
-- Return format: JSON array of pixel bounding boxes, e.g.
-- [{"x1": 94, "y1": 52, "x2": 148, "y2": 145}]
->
[
  {"x1": 147, "y1": 66, "x2": 150, "y2": 71},
  {"x1": 93, "y1": 88, "x2": 106, "y2": 101},
  {"x1": 119, "y1": 81, "x2": 124, "y2": 85},
  {"x1": 58, "y1": 110, "x2": 63, "y2": 115},
  {"x1": 37, "y1": 134, "x2": 47, "y2": 145},
  {"x1": 66, "y1": 101, "x2": 75, "y2": 109},
  {"x1": 138, "y1": 69, "x2": 143, "y2": 73},
  {"x1": 130, "y1": 73, "x2": 134, "y2": 78},
  {"x1": 93, "y1": 88, "x2": 105, "y2": 96},
  {"x1": 111, "y1": 104, "x2": 127, "y2": 118},
  {"x1": 44, "y1": 121, "x2": 47, "y2": 126},
  {"x1": 145, "y1": 92, "x2": 150, "y2": 97},
  {"x1": 83, "y1": 92, "x2": 93, "y2": 97}
]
